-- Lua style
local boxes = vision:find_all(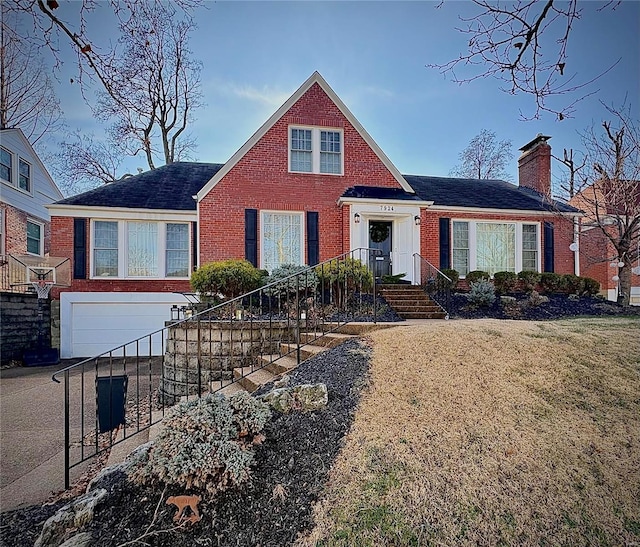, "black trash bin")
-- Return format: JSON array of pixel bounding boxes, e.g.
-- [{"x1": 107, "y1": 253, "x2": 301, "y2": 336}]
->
[{"x1": 96, "y1": 375, "x2": 128, "y2": 433}]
